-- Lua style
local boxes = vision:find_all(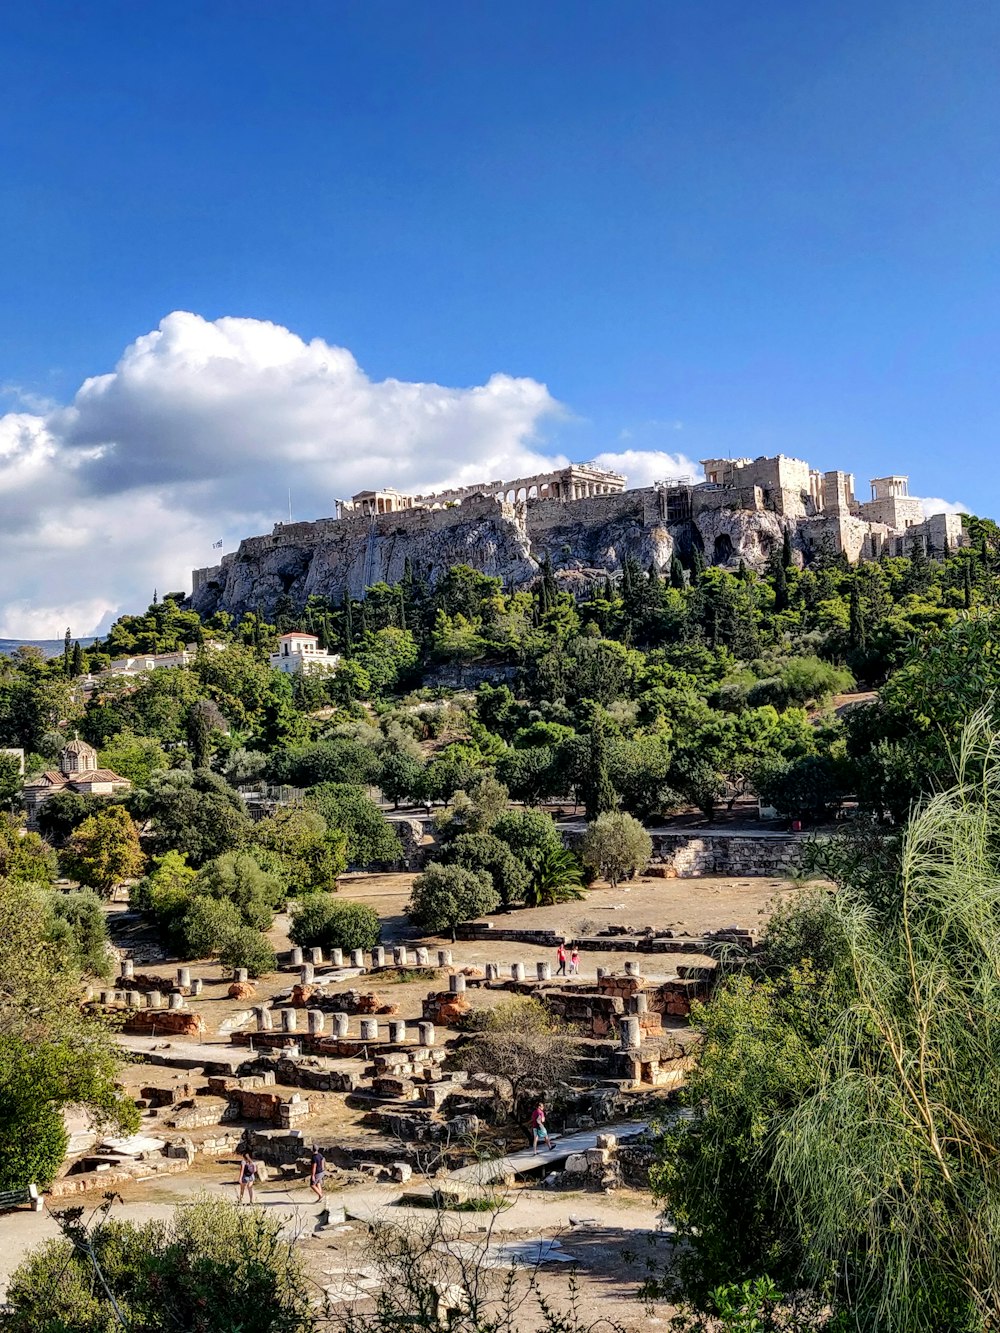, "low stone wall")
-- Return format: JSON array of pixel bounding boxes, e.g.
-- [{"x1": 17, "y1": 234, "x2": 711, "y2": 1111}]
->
[{"x1": 647, "y1": 830, "x2": 805, "y2": 877}]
